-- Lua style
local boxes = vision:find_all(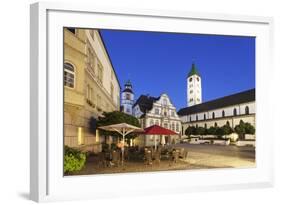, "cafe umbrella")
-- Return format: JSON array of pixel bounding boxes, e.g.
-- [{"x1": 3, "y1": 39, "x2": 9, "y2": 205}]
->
[
  {"x1": 98, "y1": 123, "x2": 143, "y2": 166},
  {"x1": 142, "y1": 125, "x2": 179, "y2": 150}
]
